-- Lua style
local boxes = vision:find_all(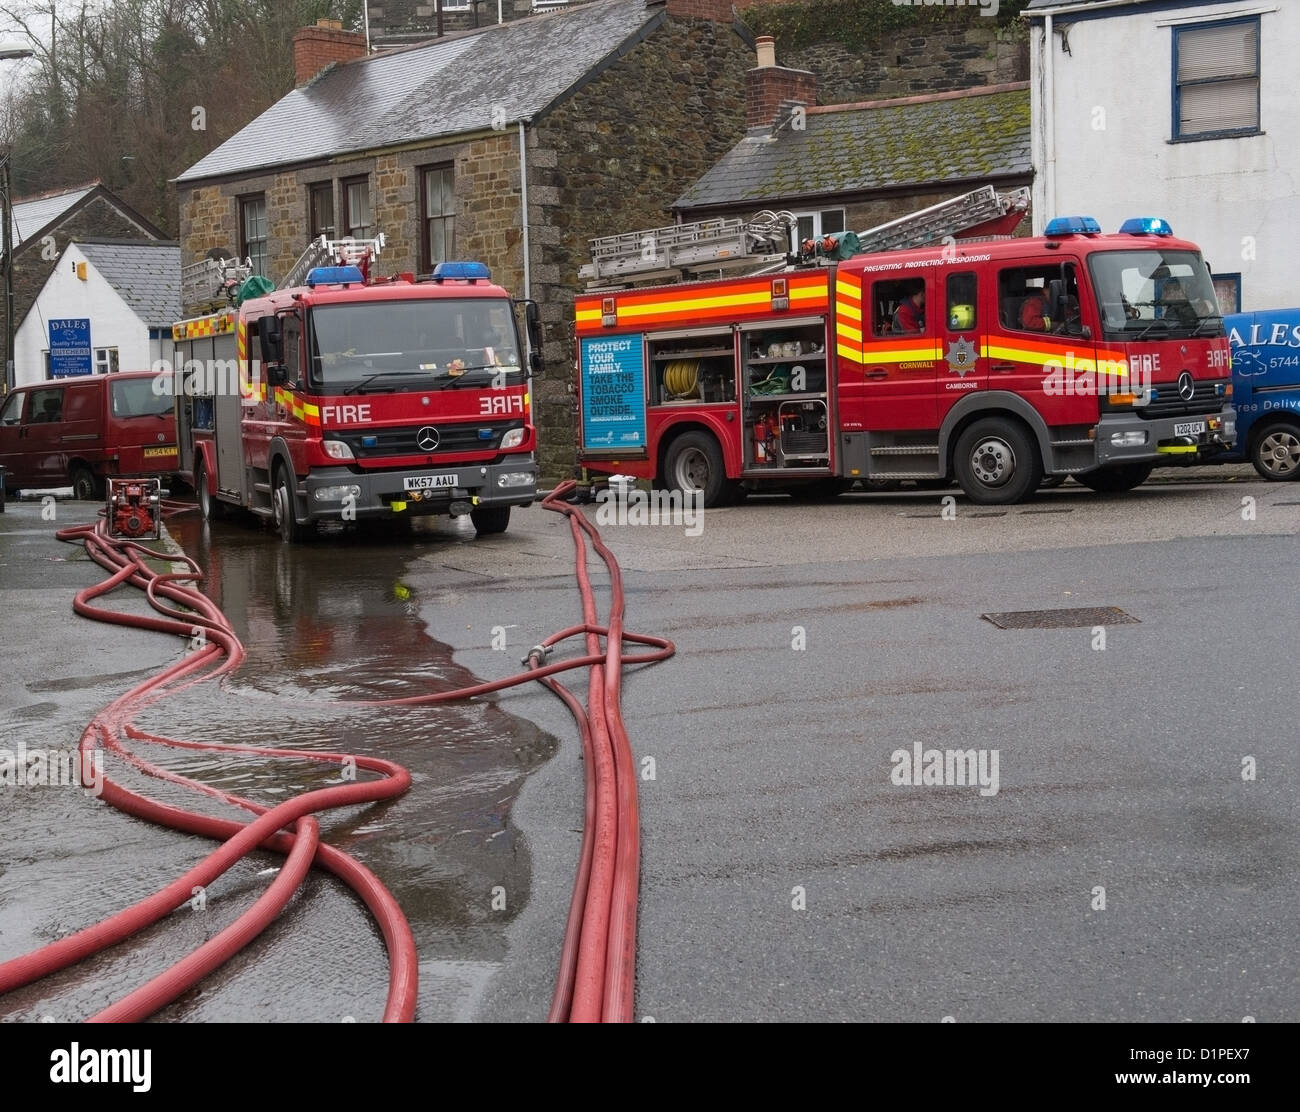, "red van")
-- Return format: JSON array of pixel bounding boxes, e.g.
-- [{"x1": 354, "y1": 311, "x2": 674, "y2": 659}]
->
[{"x1": 0, "y1": 371, "x2": 177, "y2": 500}]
